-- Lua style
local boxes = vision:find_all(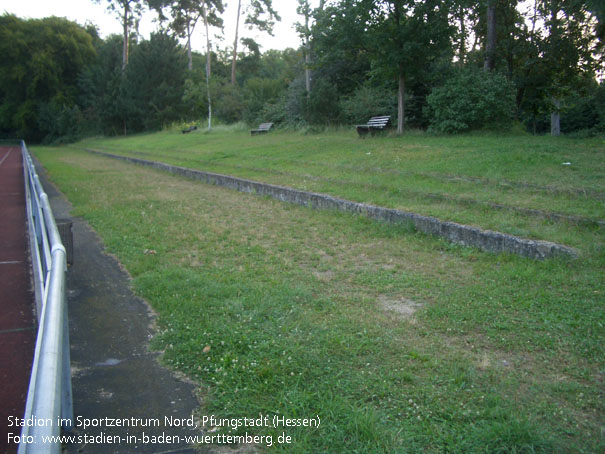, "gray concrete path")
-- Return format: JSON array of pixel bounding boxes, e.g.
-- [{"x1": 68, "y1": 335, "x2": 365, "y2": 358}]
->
[{"x1": 34, "y1": 160, "x2": 211, "y2": 454}]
